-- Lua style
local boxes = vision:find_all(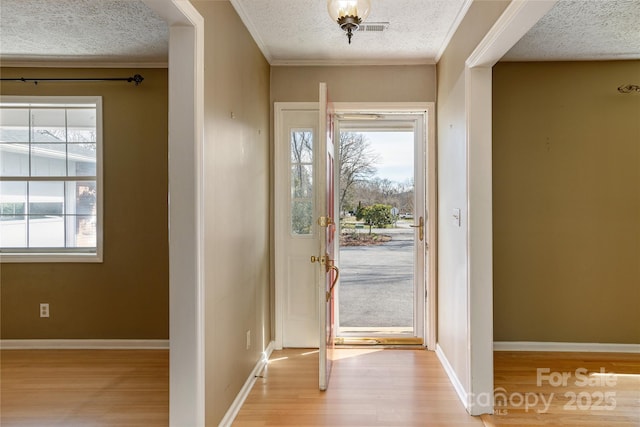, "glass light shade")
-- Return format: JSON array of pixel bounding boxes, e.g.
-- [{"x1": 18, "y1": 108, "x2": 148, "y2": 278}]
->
[{"x1": 327, "y1": 0, "x2": 371, "y2": 22}]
